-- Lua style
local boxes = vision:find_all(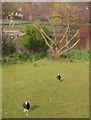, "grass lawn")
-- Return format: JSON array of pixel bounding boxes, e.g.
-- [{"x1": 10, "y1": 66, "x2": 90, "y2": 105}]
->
[
  {"x1": 2, "y1": 59, "x2": 89, "y2": 118},
  {"x1": 0, "y1": 64, "x2": 2, "y2": 119},
  {"x1": 2, "y1": 24, "x2": 28, "y2": 29},
  {"x1": 2, "y1": 21, "x2": 51, "y2": 30}
]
